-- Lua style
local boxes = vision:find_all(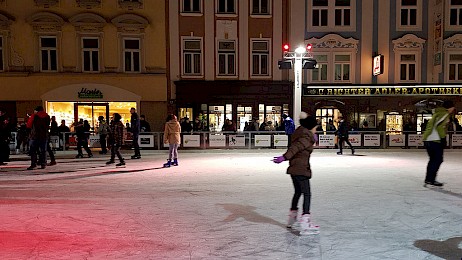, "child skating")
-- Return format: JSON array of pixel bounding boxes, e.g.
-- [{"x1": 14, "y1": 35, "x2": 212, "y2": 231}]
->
[{"x1": 273, "y1": 112, "x2": 319, "y2": 235}]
